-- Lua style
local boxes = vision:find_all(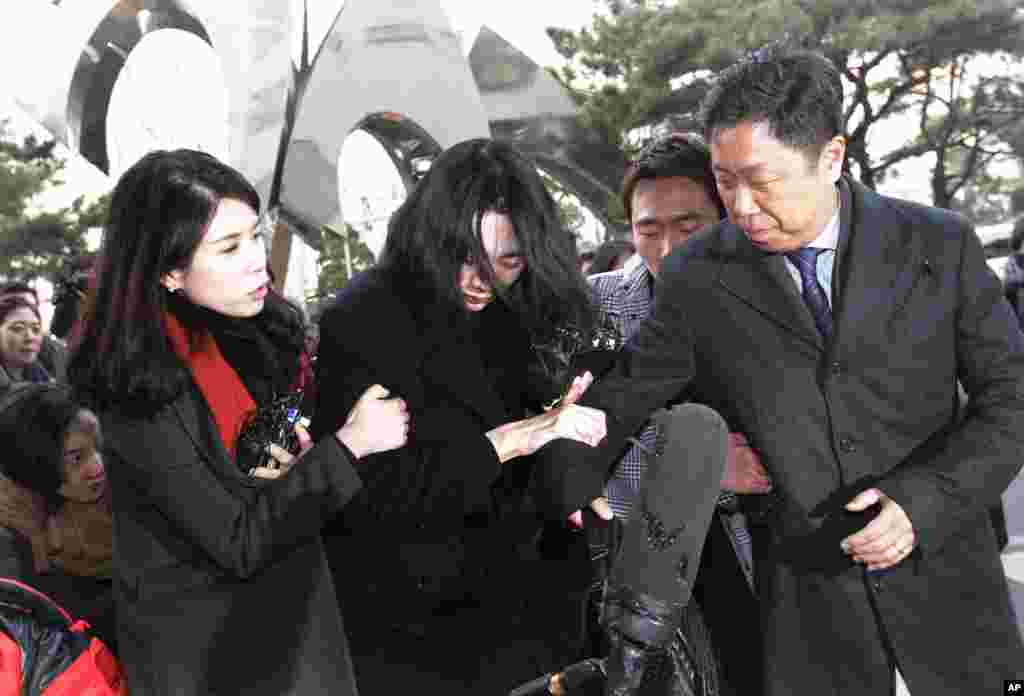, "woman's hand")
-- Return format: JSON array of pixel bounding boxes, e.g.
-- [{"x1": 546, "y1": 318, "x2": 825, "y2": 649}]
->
[
  {"x1": 335, "y1": 384, "x2": 410, "y2": 459},
  {"x1": 486, "y1": 372, "x2": 607, "y2": 463},
  {"x1": 524, "y1": 401, "x2": 607, "y2": 455},
  {"x1": 250, "y1": 423, "x2": 313, "y2": 480}
]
